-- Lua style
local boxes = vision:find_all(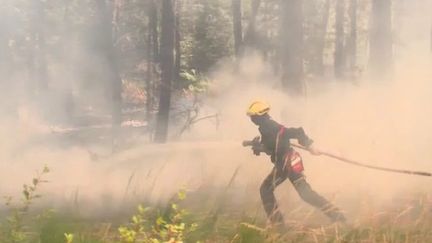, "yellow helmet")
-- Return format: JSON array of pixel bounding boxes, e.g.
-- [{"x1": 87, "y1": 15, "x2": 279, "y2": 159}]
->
[{"x1": 247, "y1": 101, "x2": 270, "y2": 116}]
